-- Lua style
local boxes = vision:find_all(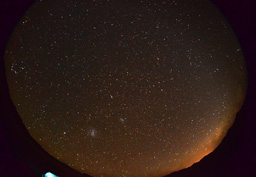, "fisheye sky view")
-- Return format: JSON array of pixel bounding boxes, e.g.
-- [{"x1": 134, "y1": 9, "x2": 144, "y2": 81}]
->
[{"x1": 4, "y1": 0, "x2": 247, "y2": 176}]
